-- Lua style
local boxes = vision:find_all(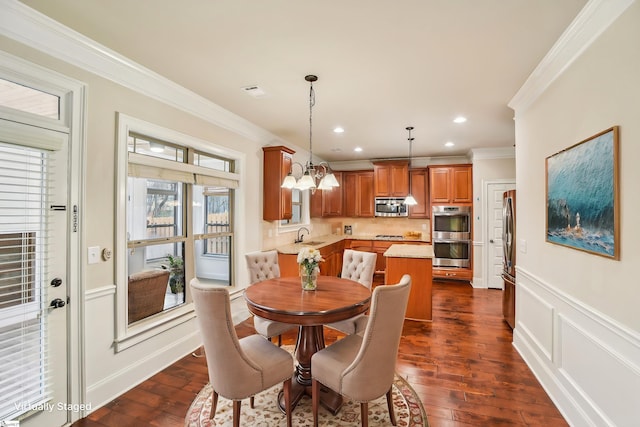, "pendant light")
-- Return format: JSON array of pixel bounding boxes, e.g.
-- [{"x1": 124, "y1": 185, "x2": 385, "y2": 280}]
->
[
  {"x1": 281, "y1": 75, "x2": 339, "y2": 192},
  {"x1": 404, "y1": 126, "x2": 418, "y2": 206}
]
